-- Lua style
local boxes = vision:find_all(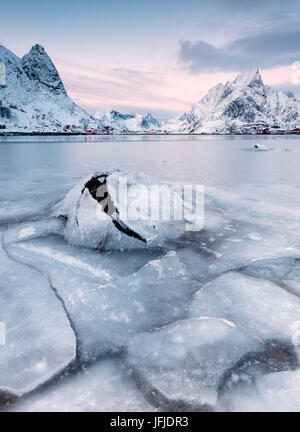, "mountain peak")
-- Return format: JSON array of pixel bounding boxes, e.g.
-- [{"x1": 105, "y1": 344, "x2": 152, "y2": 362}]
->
[
  {"x1": 234, "y1": 67, "x2": 263, "y2": 87},
  {"x1": 0, "y1": 43, "x2": 99, "y2": 132},
  {"x1": 28, "y1": 44, "x2": 47, "y2": 55},
  {"x1": 174, "y1": 66, "x2": 299, "y2": 133},
  {"x1": 22, "y1": 44, "x2": 66, "y2": 93}
]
